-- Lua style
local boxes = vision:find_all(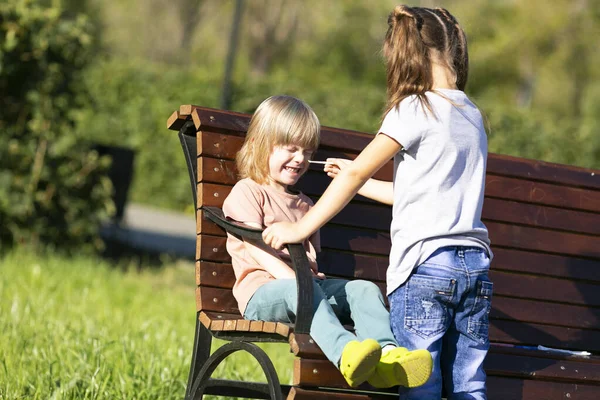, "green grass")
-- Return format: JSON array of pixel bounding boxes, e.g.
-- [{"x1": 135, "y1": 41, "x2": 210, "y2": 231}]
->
[{"x1": 0, "y1": 249, "x2": 294, "y2": 399}]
